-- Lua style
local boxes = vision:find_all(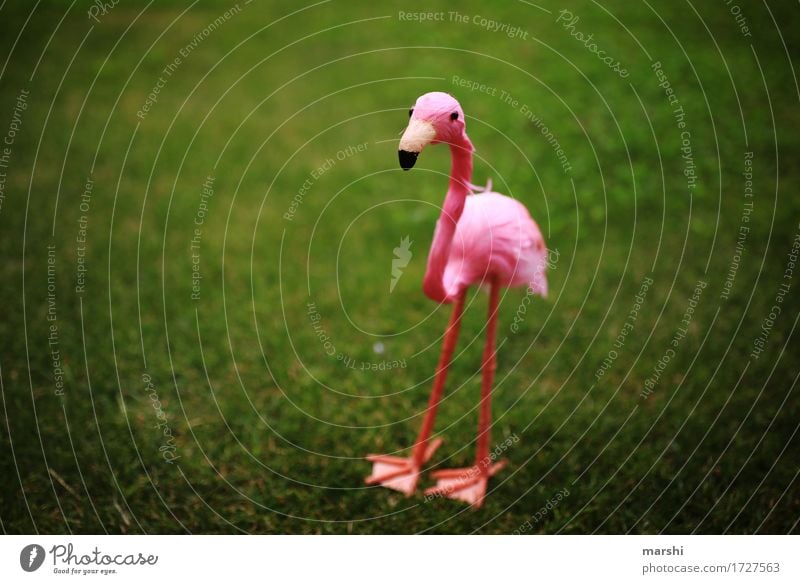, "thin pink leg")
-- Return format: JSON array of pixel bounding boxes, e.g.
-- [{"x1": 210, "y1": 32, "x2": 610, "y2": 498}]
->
[
  {"x1": 365, "y1": 289, "x2": 466, "y2": 495},
  {"x1": 476, "y1": 279, "x2": 500, "y2": 468},
  {"x1": 411, "y1": 289, "x2": 467, "y2": 465},
  {"x1": 422, "y1": 279, "x2": 506, "y2": 507}
]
